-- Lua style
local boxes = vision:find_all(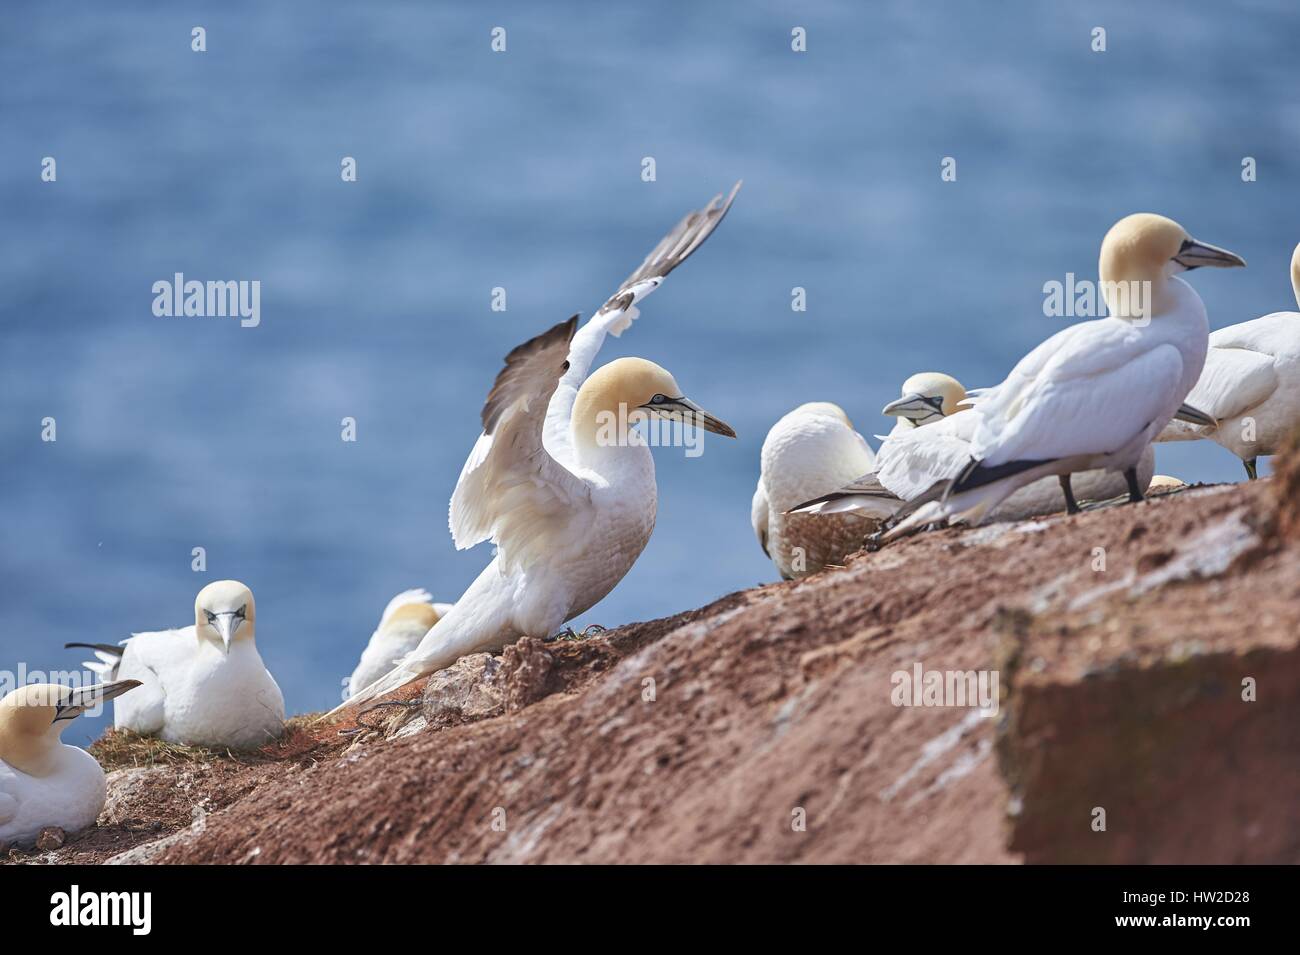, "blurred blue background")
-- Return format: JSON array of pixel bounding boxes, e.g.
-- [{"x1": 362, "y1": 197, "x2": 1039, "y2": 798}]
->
[{"x1": 3, "y1": 1, "x2": 1298, "y2": 743}]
